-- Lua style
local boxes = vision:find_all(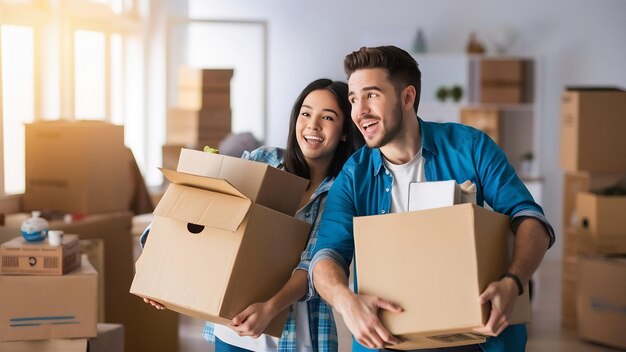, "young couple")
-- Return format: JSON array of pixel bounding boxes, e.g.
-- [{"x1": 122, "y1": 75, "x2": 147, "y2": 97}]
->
[{"x1": 145, "y1": 45, "x2": 554, "y2": 352}]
